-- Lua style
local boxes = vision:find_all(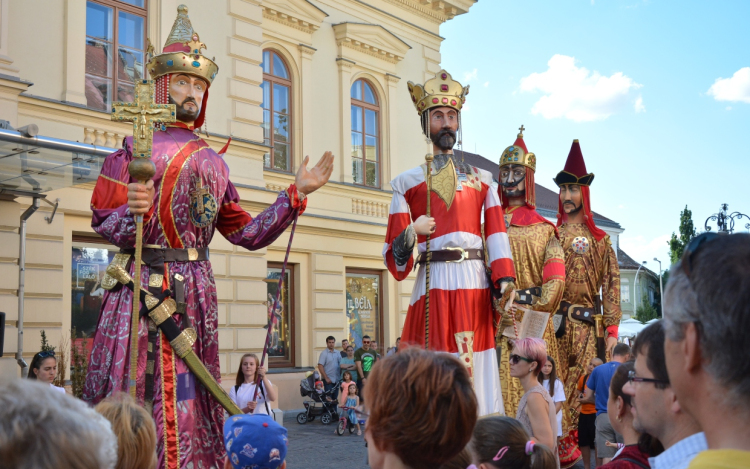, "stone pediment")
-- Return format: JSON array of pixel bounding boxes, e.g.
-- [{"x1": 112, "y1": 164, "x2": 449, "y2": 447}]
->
[
  {"x1": 332, "y1": 23, "x2": 411, "y2": 64},
  {"x1": 262, "y1": 0, "x2": 328, "y2": 34}
]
